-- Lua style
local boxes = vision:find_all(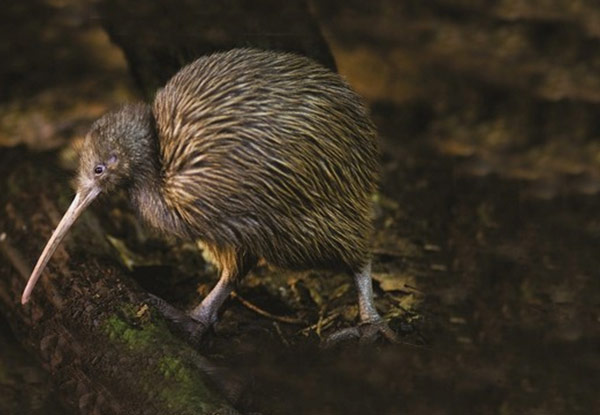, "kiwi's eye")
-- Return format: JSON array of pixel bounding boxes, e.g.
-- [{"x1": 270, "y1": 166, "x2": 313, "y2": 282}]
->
[{"x1": 94, "y1": 164, "x2": 106, "y2": 175}]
